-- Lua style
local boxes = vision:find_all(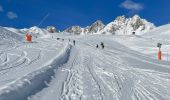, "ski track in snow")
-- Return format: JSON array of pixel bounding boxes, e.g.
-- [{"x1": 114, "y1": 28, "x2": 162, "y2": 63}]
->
[
  {"x1": 0, "y1": 38, "x2": 66, "y2": 86},
  {"x1": 0, "y1": 34, "x2": 170, "y2": 100}
]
